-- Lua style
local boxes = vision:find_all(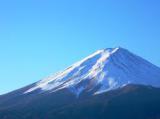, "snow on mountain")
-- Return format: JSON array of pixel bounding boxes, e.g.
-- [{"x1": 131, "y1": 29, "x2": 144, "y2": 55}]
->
[{"x1": 24, "y1": 47, "x2": 160, "y2": 96}]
